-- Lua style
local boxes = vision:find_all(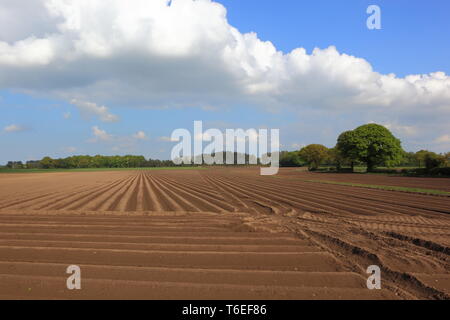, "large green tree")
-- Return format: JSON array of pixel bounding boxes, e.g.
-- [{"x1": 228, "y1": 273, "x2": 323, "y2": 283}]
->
[
  {"x1": 328, "y1": 147, "x2": 349, "y2": 170},
  {"x1": 336, "y1": 124, "x2": 403, "y2": 172},
  {"x1": 415, "y1": 150, "x2": 429, "y2": 168},
  {"x1": 298, "y1": 144, "x2": 329, "y2": 170},
  {"x1": 335, "y1": 130, "x2": 360, "y2": 171}
]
